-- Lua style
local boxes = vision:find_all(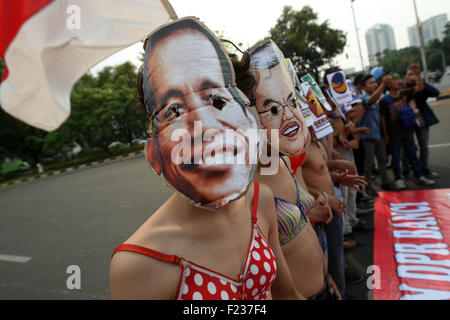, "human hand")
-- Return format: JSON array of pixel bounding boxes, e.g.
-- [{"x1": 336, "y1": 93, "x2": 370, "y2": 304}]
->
[
  {"x1": 344, "y1": 122, "x2": 356, "y2": 132},
  {"x1": 308, "y1": 194, "x2": 333, "y2": 224},
  {"x1": 357, "y1": 127, "x2": 371, "y2": 135},
  {"x1": 382, "y1": 74, "x2": 392, "y2": 87},
  {"x1": 337, "y1": 134, "x2": 352, "y2": 149},
  {"x1": 335, "y1": 170, "x2": 368, "y2": 191},
  {"x1": 327, "y1": 194, "x2": 347, "y2": 219},
  {"x1": 347, "y1": 139, "x2": 359, "y2": 150}
]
